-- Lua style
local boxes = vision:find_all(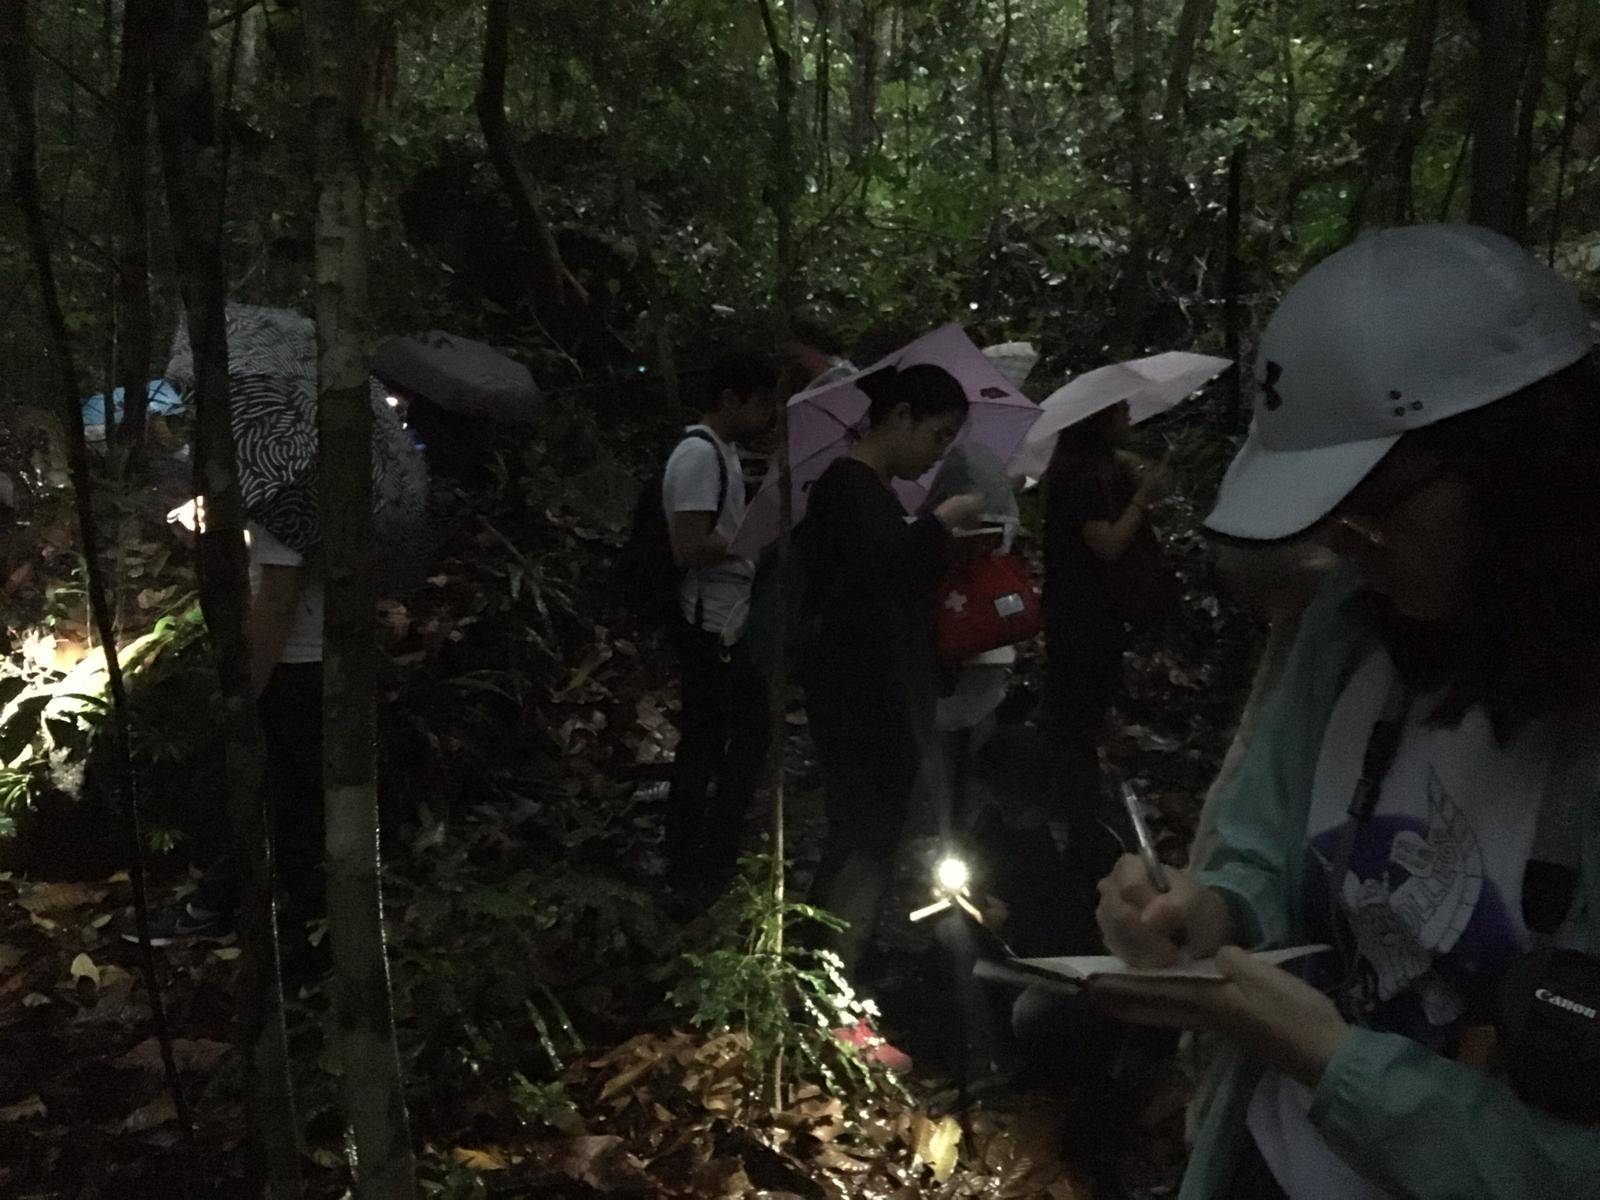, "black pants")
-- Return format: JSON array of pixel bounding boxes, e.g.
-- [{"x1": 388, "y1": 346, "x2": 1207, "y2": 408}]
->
[
  {"x1": 260, "y1": 662, "x2": 325, "y2": 921},
  {"x1": 203, "y1": 662, "x2": 324, "y2": 923},
  {"x1": 666, "y1": 624, "x2": 770, "y2": 897},
  {"x1": 805, "y1": 677, "x2": 929, "y2": 983},
  {"x1": 1042, "y1": 605, "x2": 1132, "y2": 883}
]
